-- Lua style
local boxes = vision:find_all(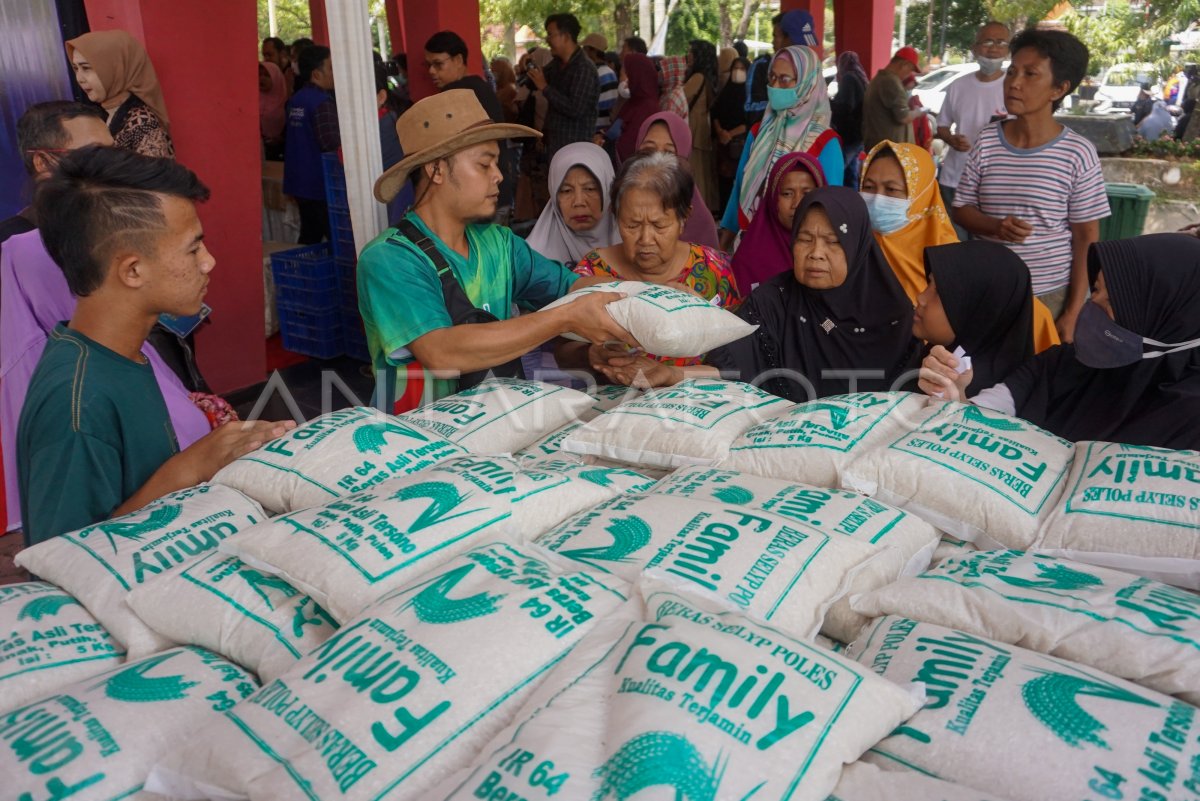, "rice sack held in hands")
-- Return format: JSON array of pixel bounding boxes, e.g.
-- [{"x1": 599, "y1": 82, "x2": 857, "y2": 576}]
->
[
  {"x1": 16, "y1": 147, "x2": 293, "y2": 546},
  {"x1": 556, "y1": 149, "x2": 743, "y2": 382},
  {"x1": 358, "y1": 89, "x2": 640, "y2": 408}
]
